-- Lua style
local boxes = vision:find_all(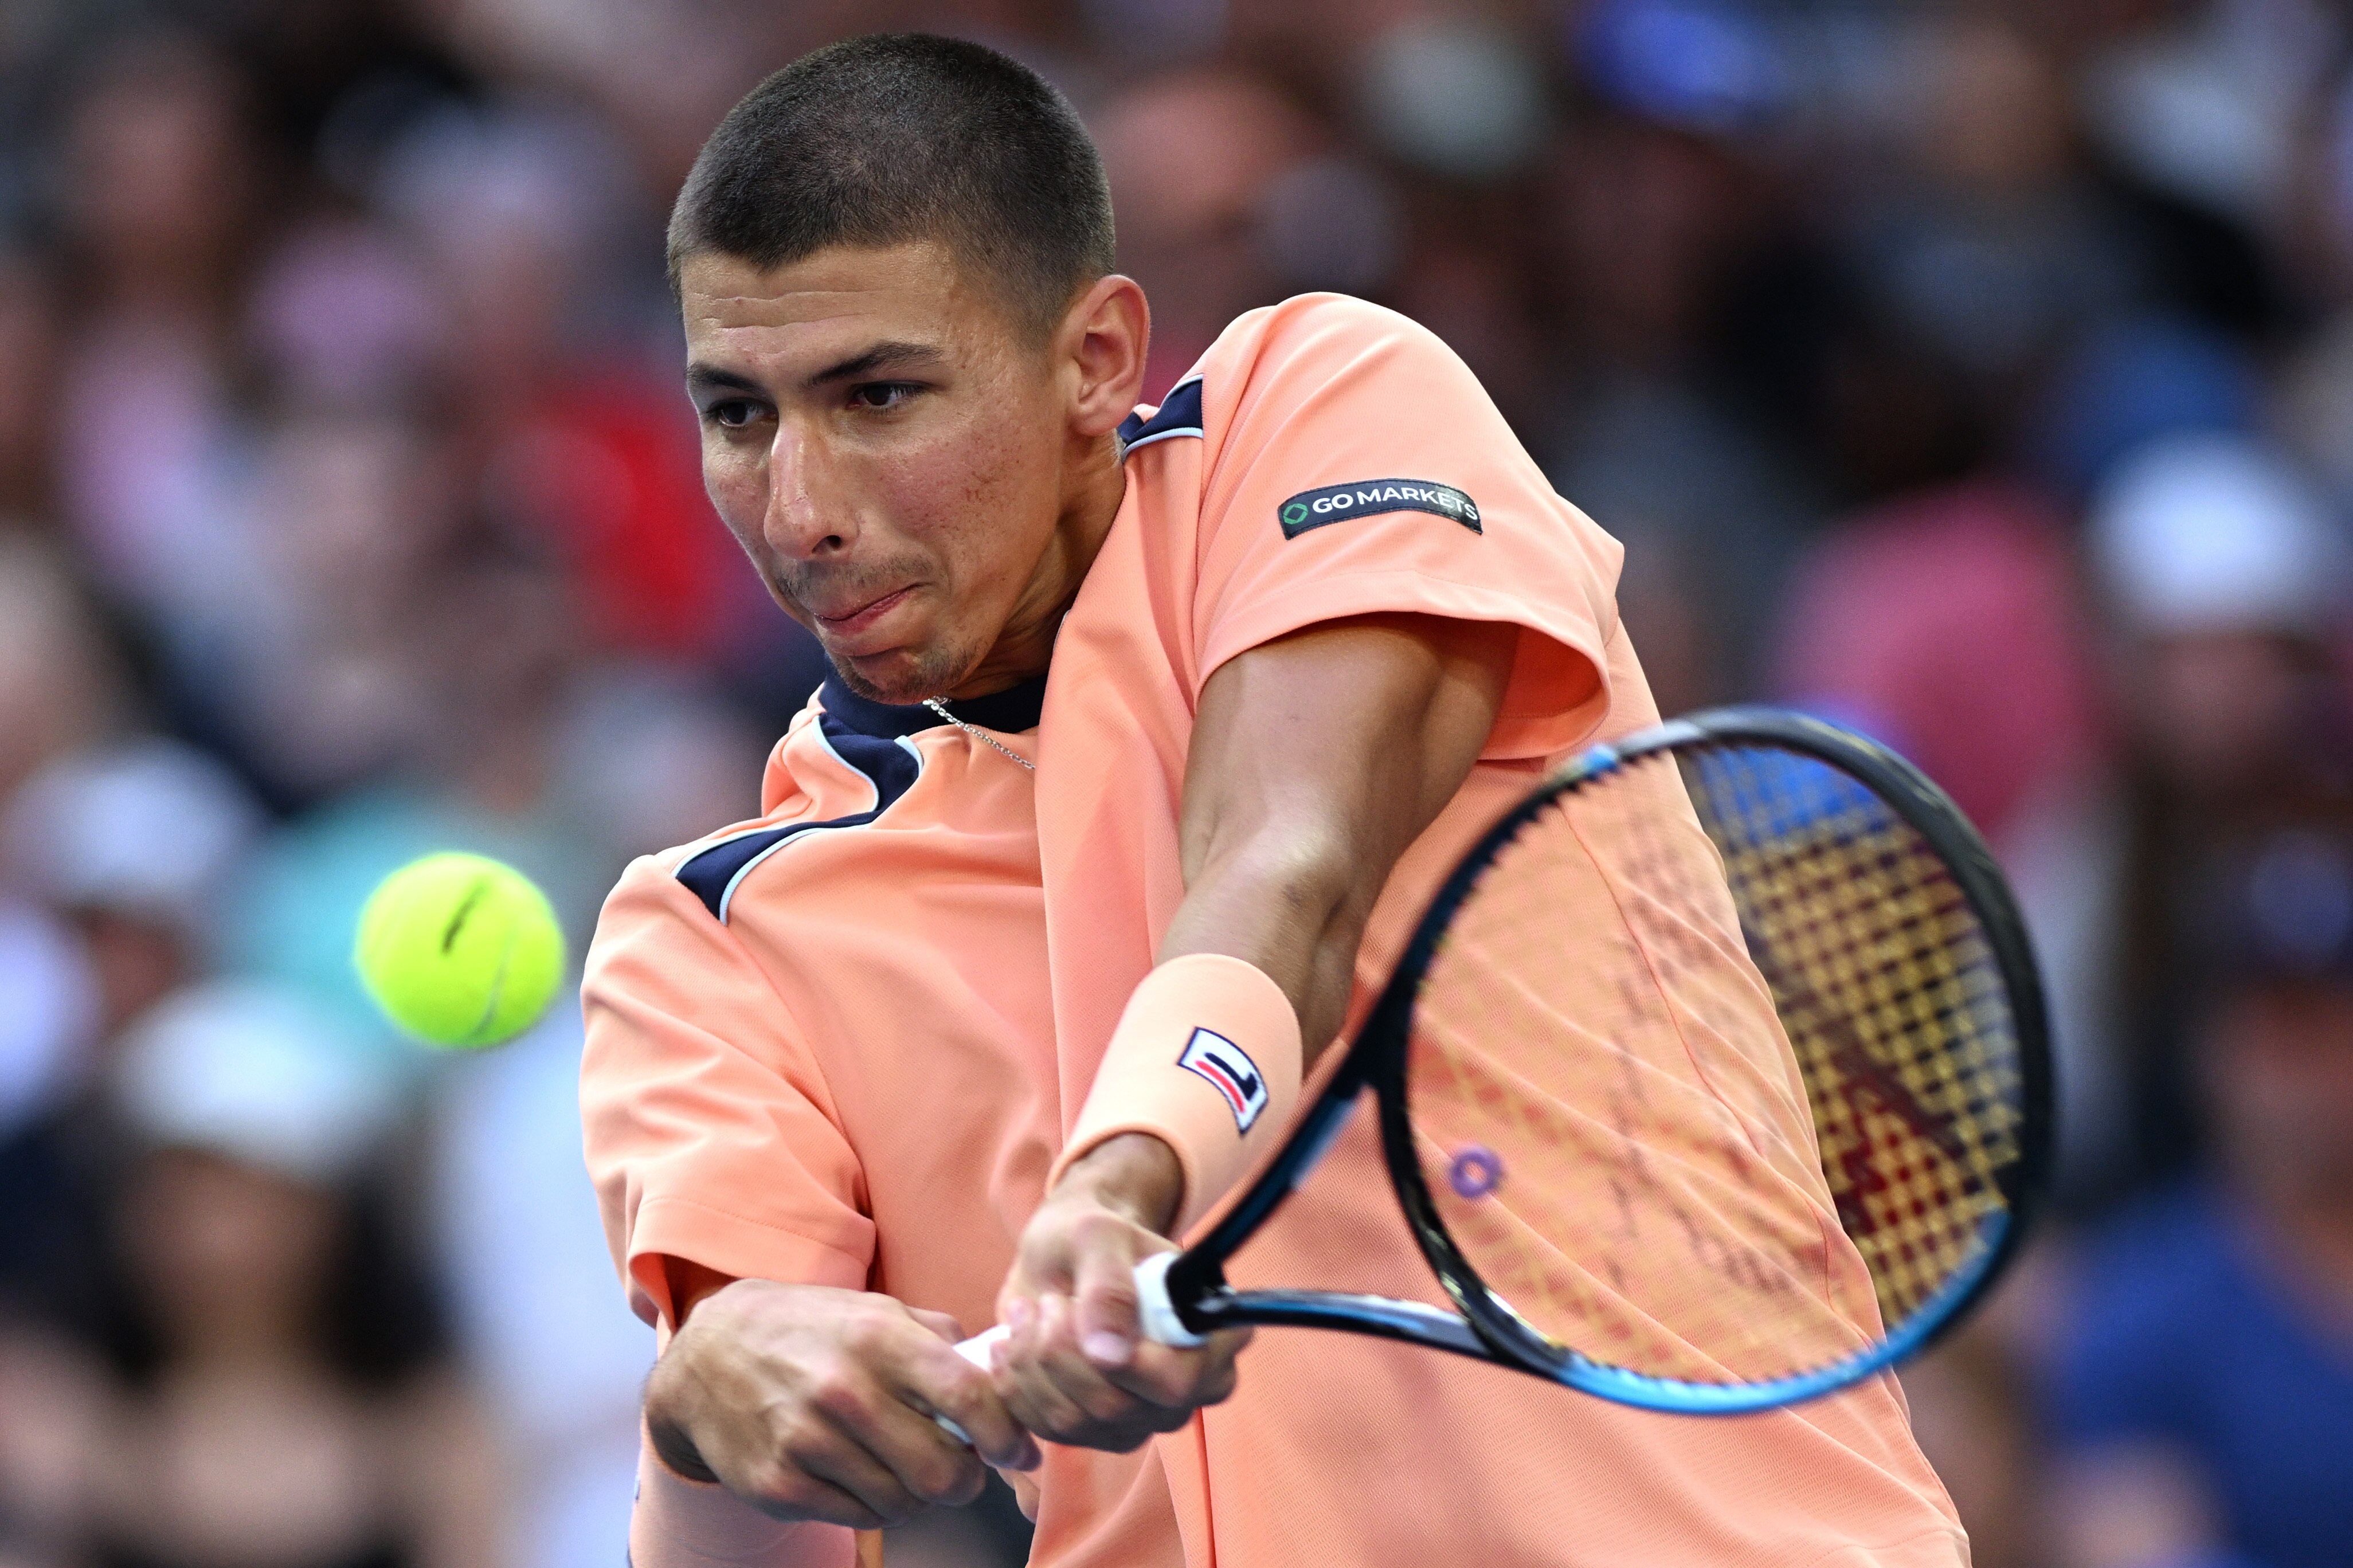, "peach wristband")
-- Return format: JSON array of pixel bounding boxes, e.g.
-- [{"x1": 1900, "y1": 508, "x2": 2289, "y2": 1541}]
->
[
  {"x1": 631, "y1": 1425, "x2": 854, "y2": 1566},
  {"x1": 1051, "y1": 952, "x2": 1303, "y2": 1234}
]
